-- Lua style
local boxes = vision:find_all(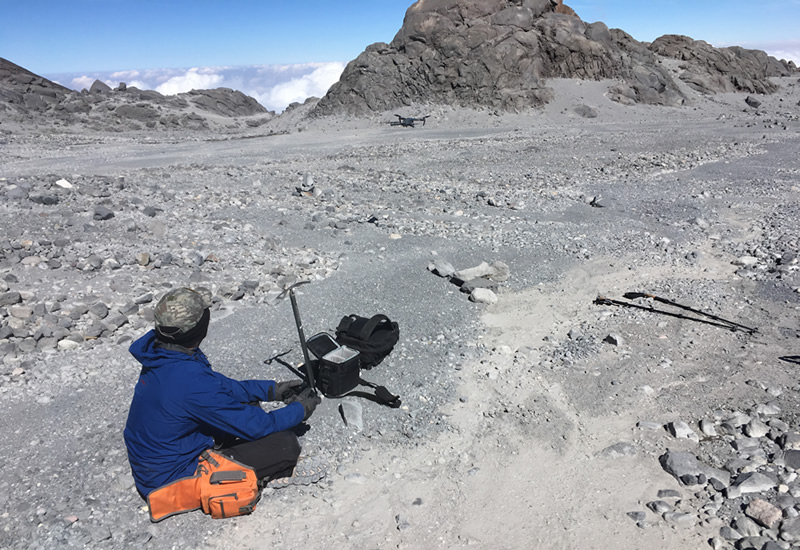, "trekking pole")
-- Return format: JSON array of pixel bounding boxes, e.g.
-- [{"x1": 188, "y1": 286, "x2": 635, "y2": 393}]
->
[
  {"x1": 623, "y1": 292, "x2": 758, "y2": 334},
  {"x1": 277, "y1": 281, "x2": 318, "y2": 395},
  {"x1": 594, "y1": 296, "x2": 750, "y2": 332}
]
